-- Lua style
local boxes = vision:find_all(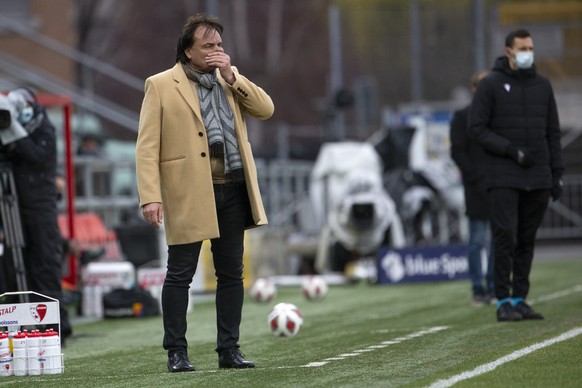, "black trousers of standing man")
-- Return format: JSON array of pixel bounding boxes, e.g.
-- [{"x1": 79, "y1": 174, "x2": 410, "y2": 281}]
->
[
  {"x1": 489, "y1": 187, "x2": 551, "y2": 301},
  {"x1": 161, "y1": 182, "x2": 249, "y2": 356}
]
